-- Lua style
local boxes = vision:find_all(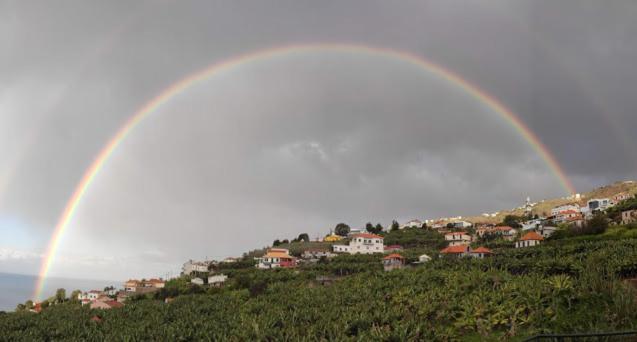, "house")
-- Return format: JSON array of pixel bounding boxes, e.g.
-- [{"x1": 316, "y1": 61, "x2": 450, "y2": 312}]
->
[
  {"x1": 522, "y1": 218, "x2": 545, "y2": 231},
  {"x1": 452, "y1": 221, "x2": 473, "y2": 229},
  {"x1": 182, "y1": 260, "x2": 210, "y2": 276},
  {"x1": 416, "y1": 254, "x2": 432, "y2": 263},
  {"x1": 516, "y1": 231, "x2": 544, "y2": 248},
  {"x1": 440, "y1": 244, "x2": 471, "y2": 257},
  {"x1": 256, "y1": 248, "x2": 297, "y2": 269},
  {"x1": 383, "y1": 254, "x2": 405, "y2": 271},
  {"x1": 332, "y1": 233, "x2": 384, "y2": 254},
  {"x1": 400, "y1": 219, "x2": 422, "y2": 229},
  {"x1": 79, "y1": 290, "x2": 102, "y2": 304},
  {"x1": 444, "y1": 232, "x2": 472, "y2": 246},
  {"x1": 587, "y1": 198, "x2": 612, "y2": 213},
  {"x1": 622, "y1": 209, "x2": 637, "y2": 225},
  {"x1": 191, "y1": 277, "x2": 205, "y2": 285},
  {"x1": 124, "y1": 280, "x2": 140, "y2": 292},
  {"x1": 208, "y1": 274, "x2": 228, "y2": 287},
  {"x1": 537, "y1": 226, "x2": 557, "y2": 238},
  {"x1": 551, "y1": 204, "x2": 580, "y2": 216},
  {"x1": 323, "y1": 234, "x2": 343, "y2": 242},
  {"x1": 143, "y1": 278, "x2": 165, "y2": 288},
  {"x1": 30, "y1": 303, "x2": 42, "y2": 313},
  {"x1": 612, "y1": 192, "x2": 632, "y2": 204},
  {"x1": 470, "y1": 247, "x2": 493, "y2": 259},
  {"x1": 554, "y1": 210, "x2": 582, "y2": 224},
  {"x1": 301, "y1": 249, "x2": 336, "y2": 260},
  {"x1": 492, "y1": 226, "x2": 517, "y2": 241},
  {"x1": 384, "y1": 245, "x2": 403, "y2": 253},
  {"x1": 222, "y1": 257, "x2": 239, "y2": 264},
  {"x1": 90, "y1": 300, "x2": 124, "y2": 310}
]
